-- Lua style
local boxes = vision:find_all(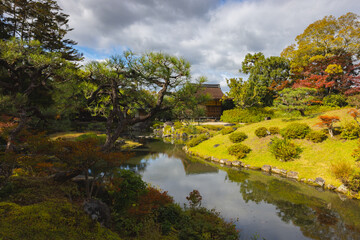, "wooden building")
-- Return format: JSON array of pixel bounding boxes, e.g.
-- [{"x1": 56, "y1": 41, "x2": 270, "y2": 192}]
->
[{"x1": 200, "y1": 84, "x2": 224, "y2": 118}]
